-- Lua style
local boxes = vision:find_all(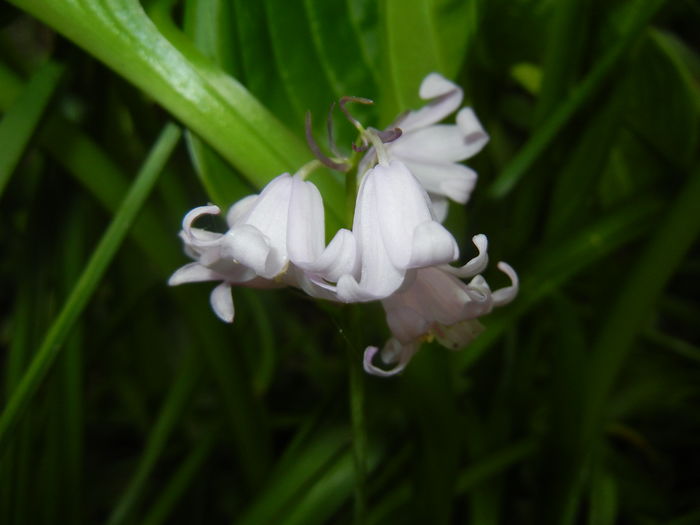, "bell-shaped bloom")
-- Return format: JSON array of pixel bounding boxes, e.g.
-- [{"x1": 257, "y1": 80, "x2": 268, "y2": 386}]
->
[
  {"x1": 360, "y1": 73, "x2": 489, "y2": 219},
  {"x1": 363, "y1": 236, "x2": 519, "y2": 377},
  {"x1": 169, "y1": 172, "x2": 356, "y2": 322},
  {"x1": 335, "y1": 159, "x2": 459, "y2": 303}
]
